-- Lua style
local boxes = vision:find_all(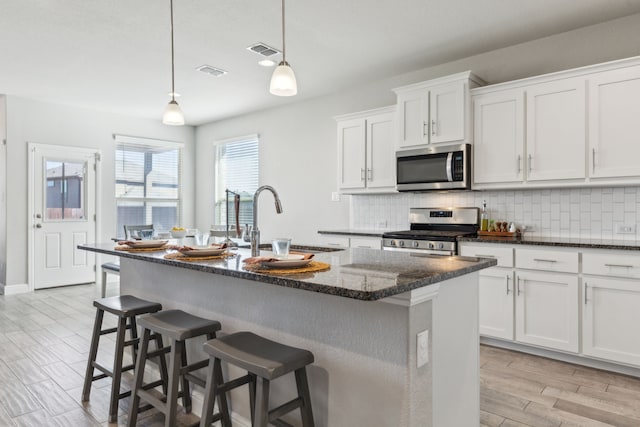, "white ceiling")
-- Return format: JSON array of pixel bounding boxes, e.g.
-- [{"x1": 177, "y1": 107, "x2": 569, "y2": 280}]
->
[{"x1": 2, "y1": 0, "x2": 640, "y2": 126}]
